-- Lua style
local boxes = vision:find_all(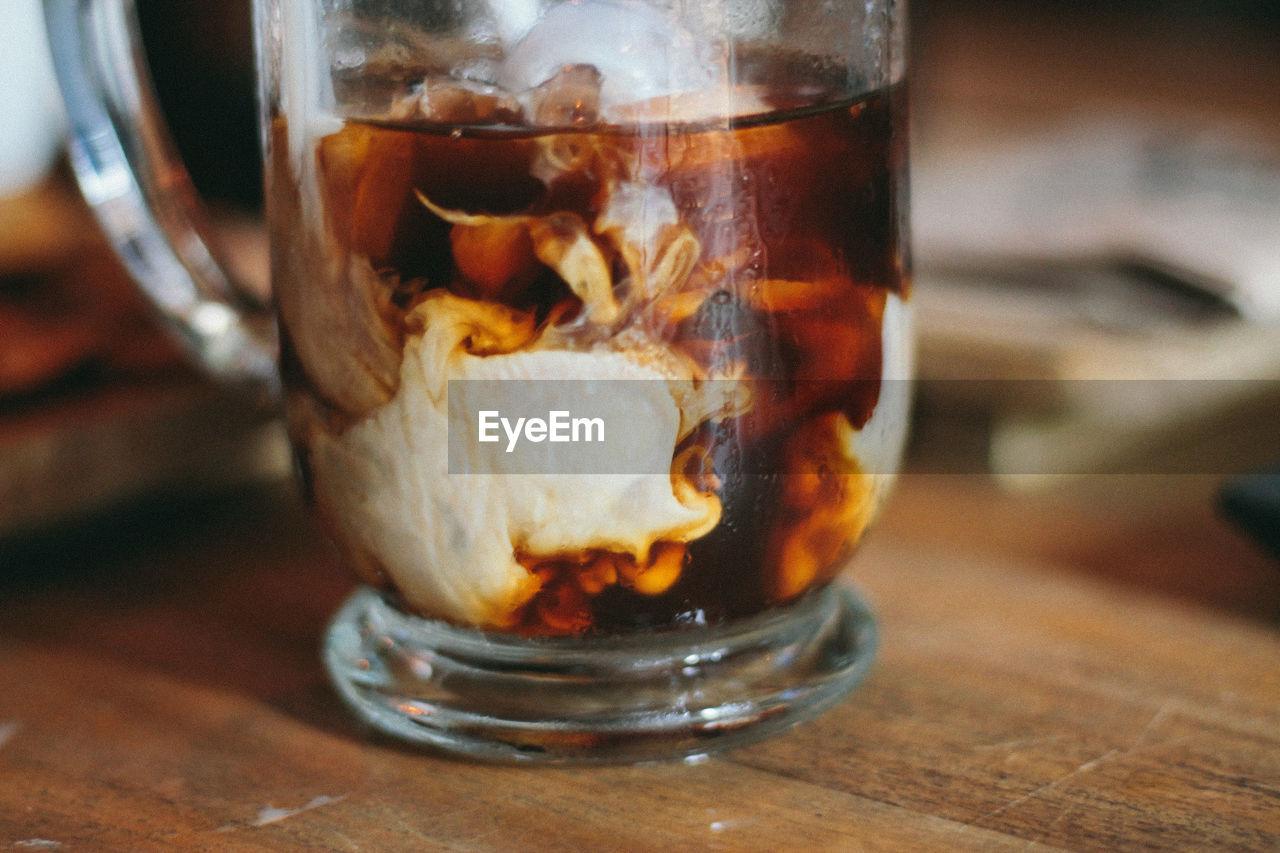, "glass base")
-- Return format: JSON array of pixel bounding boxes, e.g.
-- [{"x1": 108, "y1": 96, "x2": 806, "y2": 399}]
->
[{"x1": 322, "y1": 584, "x2": 877, "y2": 764}]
